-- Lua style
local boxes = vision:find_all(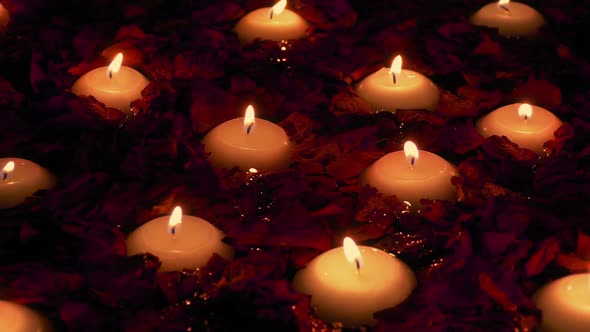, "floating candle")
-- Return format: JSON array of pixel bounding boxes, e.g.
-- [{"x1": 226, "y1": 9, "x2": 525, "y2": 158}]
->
[
  {"x1": 470, "y1": 0, "x2": 545, "y2": 37},
  {"x1": 202, "y1": 105, "x2": 292, "y2": 172},
  {"x1": 476, "y1": 103, "x2": 563, "y2": 155},
  {"x1": 127, "y1": 207, "x2": 233, "y2": 272},
  {"x1": 0, "y1": 158, "x2": 56, "y2": 209},
  {"x1": 533, "y1": 273, "x2": 590, "y2": 332},
  {"x1": 356, "y1": 55, "x2": 440, "y2": 112},
  {"x1": 0, "y1": 3, "x2": 9, "y2": 28},
  {"x1": 0, "y1": 300, "x2": 52, "y2": 332},
  {"x1": 361, "y1": 141, "x2": 457, "y2": 208},
  {"x1": 234, "y1": 0, "x2": 309, "y2": 44},
  {"x1": 293, "y1": 237, "x2": 415, "y2": 327},
  {"x1": 71, "y1": 53, "x2": 150, "y2": 113}
]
